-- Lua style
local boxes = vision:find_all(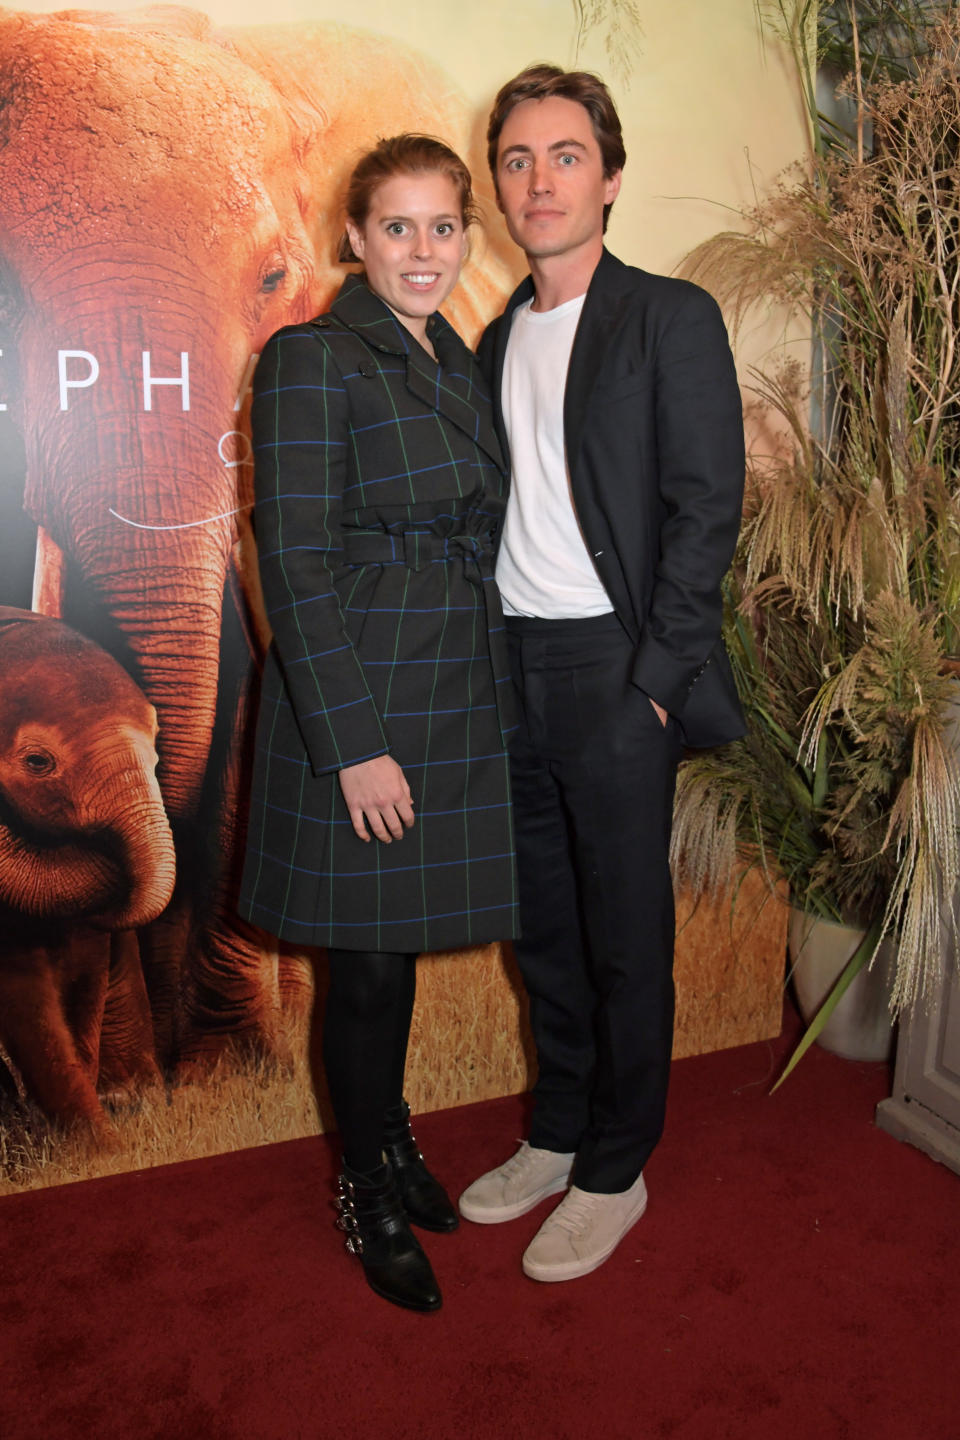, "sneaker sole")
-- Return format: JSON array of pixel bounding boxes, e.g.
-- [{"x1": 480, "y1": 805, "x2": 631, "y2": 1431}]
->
[
  {"x1": 520, "y1": 1192, "x2": 648, "y2": 1281},
  {"x1": 458, "y1": 1172, "x2": 572, "y2": 1225}
]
